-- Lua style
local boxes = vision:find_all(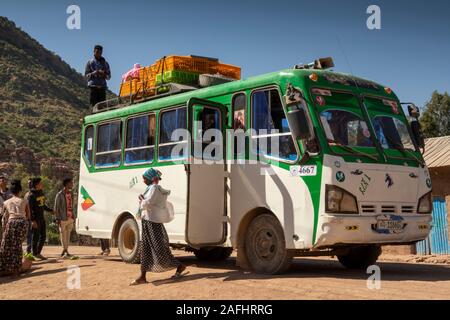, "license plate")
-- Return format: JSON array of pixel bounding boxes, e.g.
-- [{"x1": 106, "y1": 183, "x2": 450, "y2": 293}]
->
[
  {"x1": 290, "y1": 165, "x2": 317, "y2": 177},
  {"x1": 374, "y1": 215, "x2": 405, "y2": 234}
]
